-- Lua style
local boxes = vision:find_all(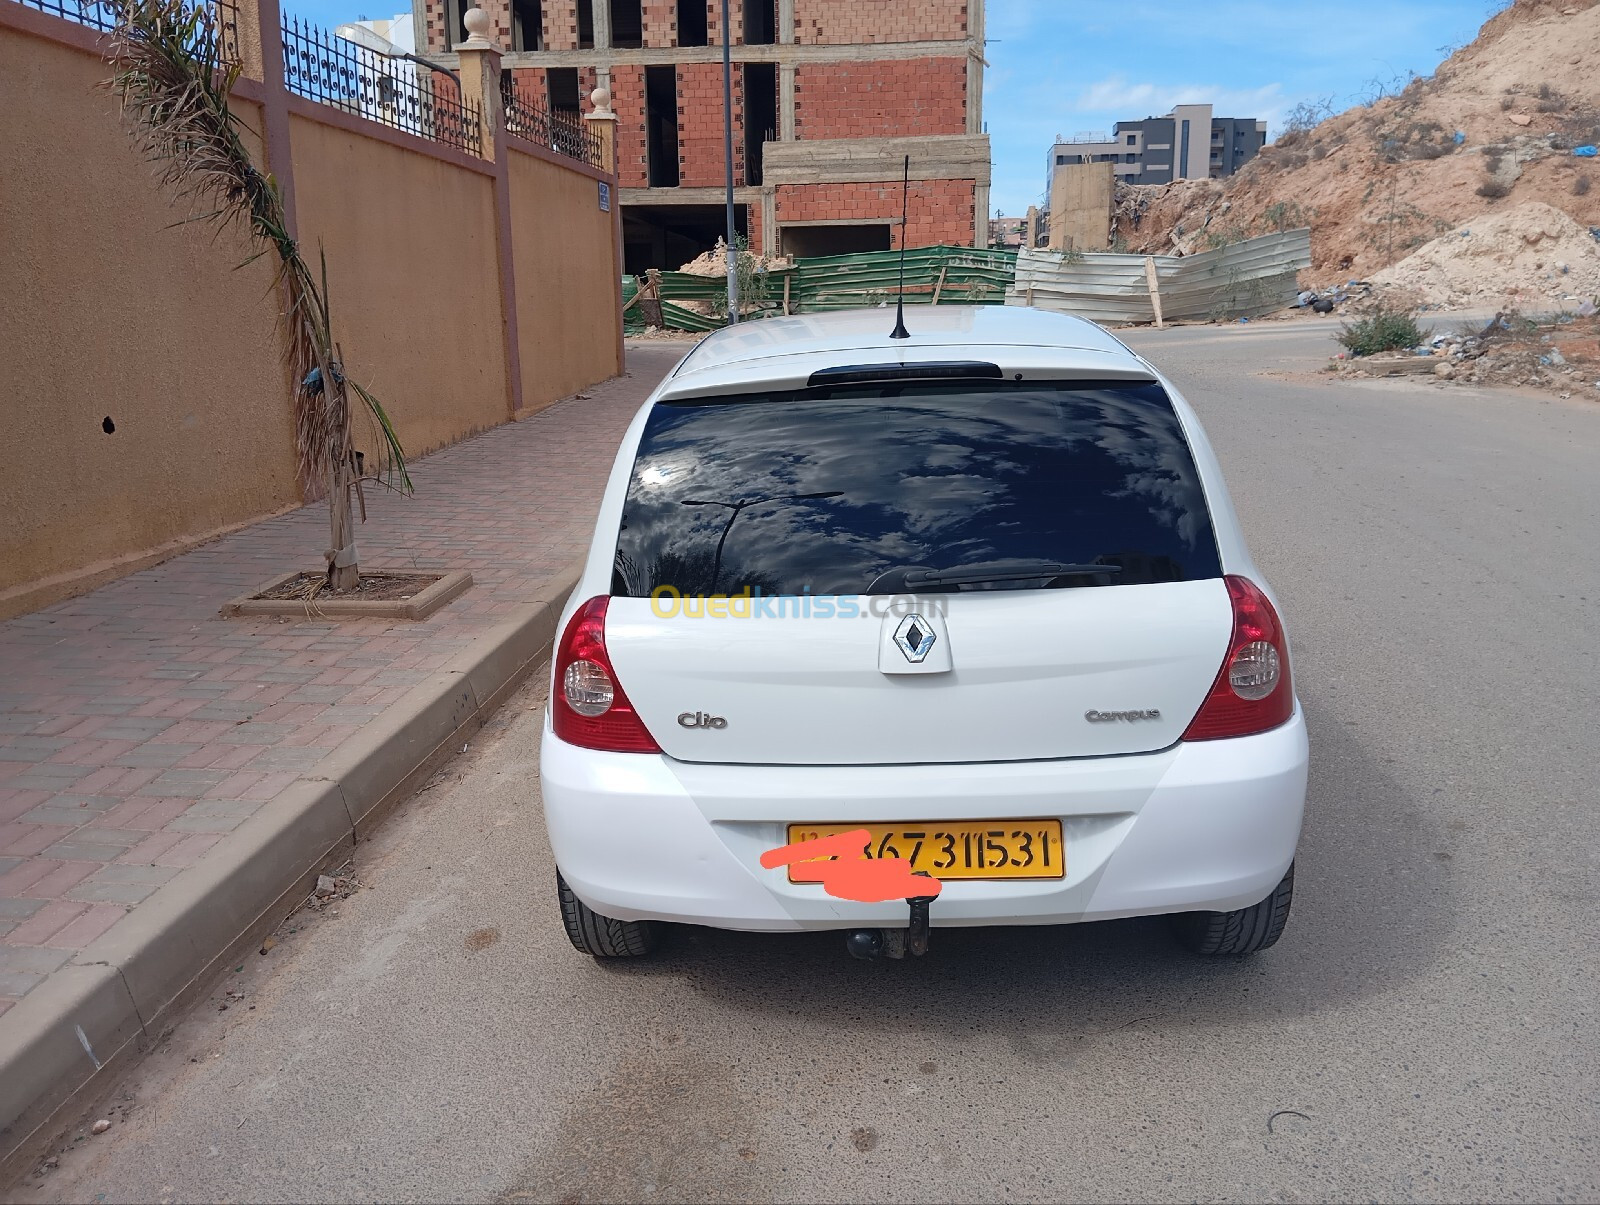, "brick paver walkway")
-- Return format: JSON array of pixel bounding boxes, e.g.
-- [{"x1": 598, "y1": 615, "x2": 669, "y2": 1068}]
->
[{"x1": 0, "y1": 343, "x2": 689, "y2": 1016}]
